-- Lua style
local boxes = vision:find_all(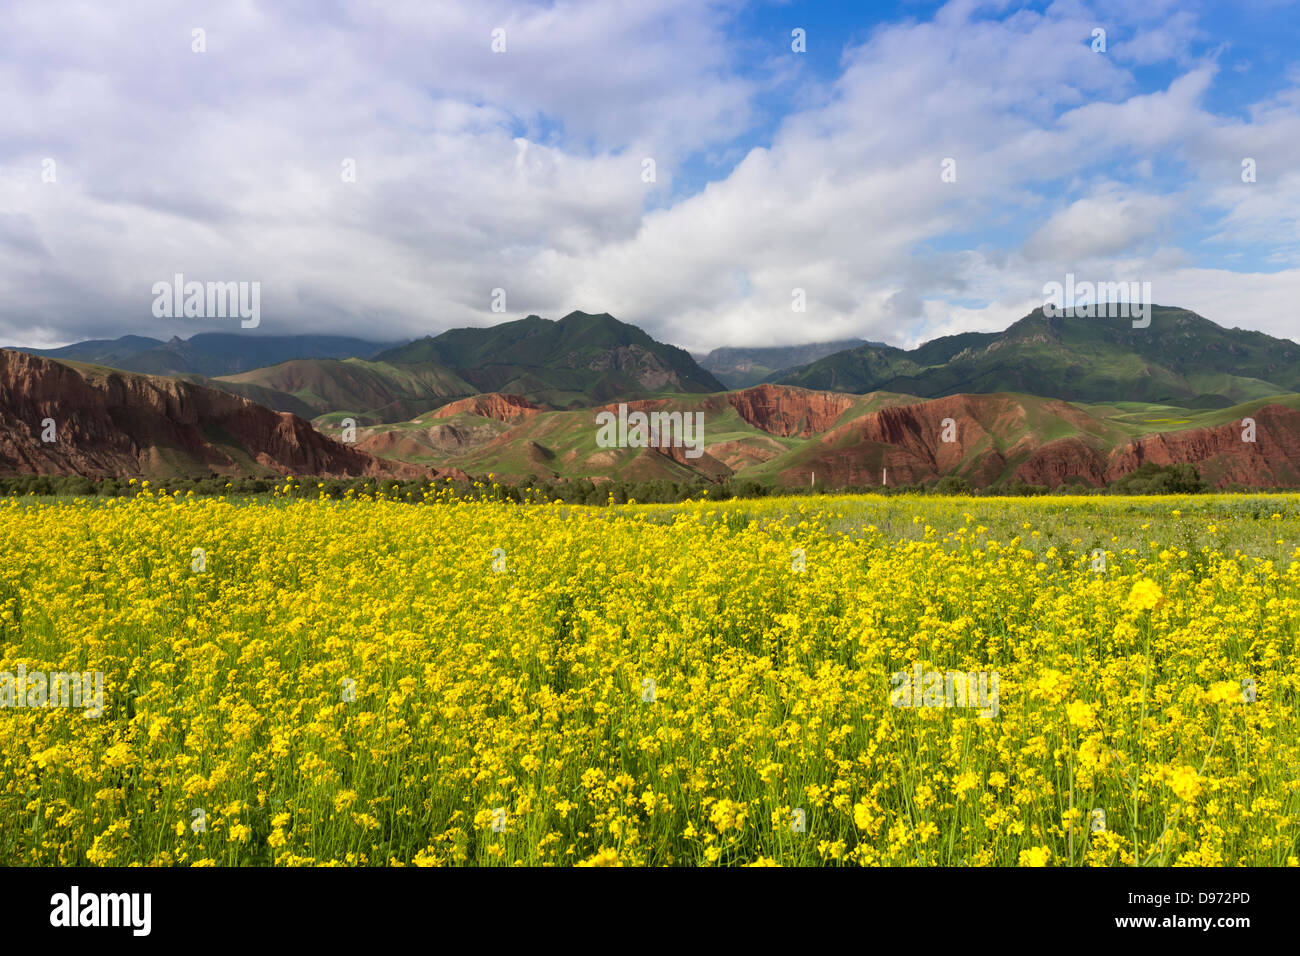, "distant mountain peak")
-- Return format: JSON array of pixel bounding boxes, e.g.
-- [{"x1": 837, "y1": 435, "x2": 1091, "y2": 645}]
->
[
  {"x1": 700, "y1": 338, "x2": 881, "y2": 390},
  {"x1": 6, "y1": 333, "x2": 397, "y2": 378}
]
